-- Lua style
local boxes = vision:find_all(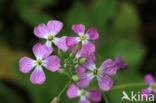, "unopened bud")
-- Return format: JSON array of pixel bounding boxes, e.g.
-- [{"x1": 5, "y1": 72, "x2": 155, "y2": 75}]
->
[
  {"x1": 51, "y1": 97, "x2": 59, "y2": 103},
  {"x1": 76, "y1": 42, "x2": 82, "y2": 50},
  {"x1": 72, "y1": 75, "x2": 80, "y2": 81},
  {"x1": 69, "y1": 53, "x2": 74, "y2": 58},
  {"x1": 74, "y1": 64, "x2": 79, "y2": 69},
  {"x1": 79, "y1": 57, "x2": 87, "y2": 64},
  {"x1": 58, "y1": 69, "x2": 64, "y2": 74}
]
